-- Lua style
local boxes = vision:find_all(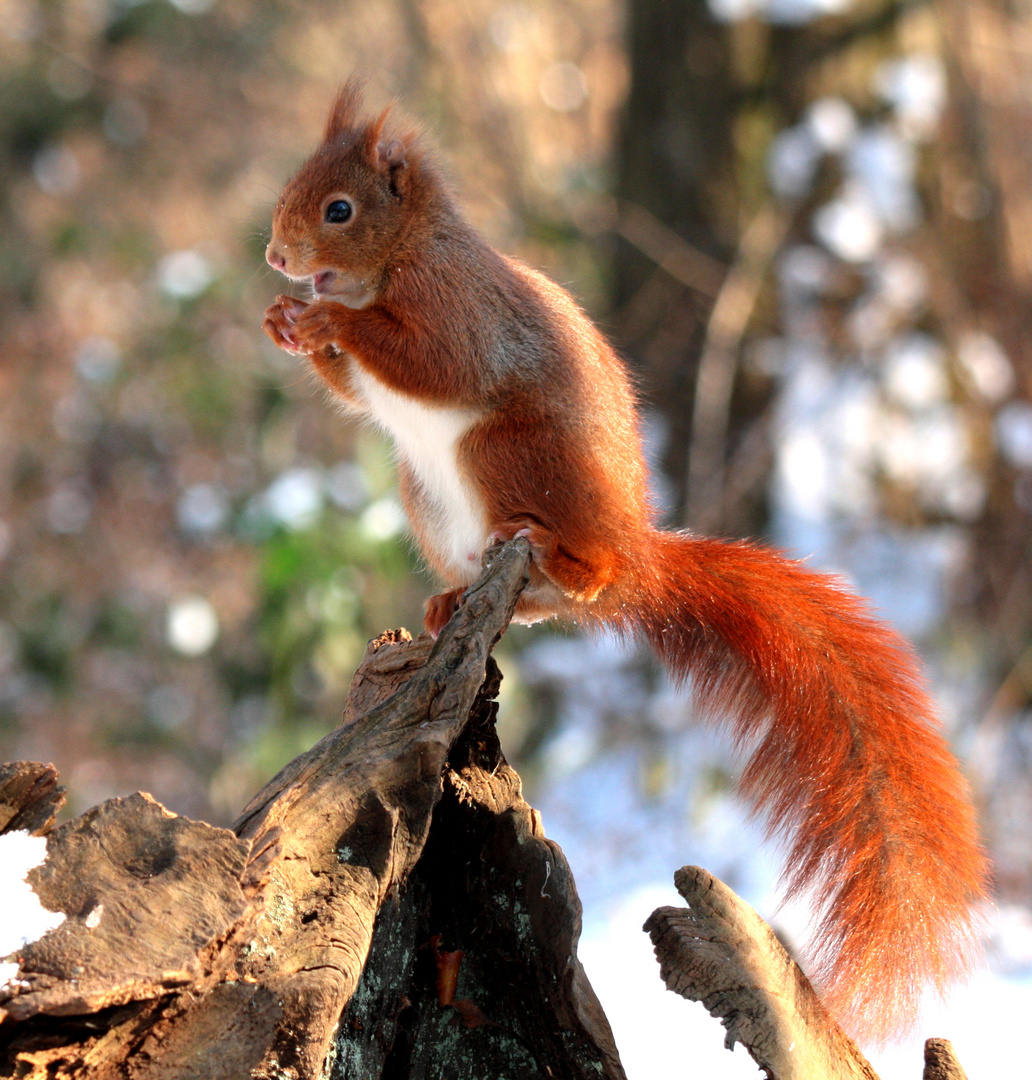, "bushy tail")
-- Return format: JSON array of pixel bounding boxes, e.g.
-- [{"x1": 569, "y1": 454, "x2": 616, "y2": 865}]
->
[{"x1": 620, "y1": 529, "x2": 989, "y2": 1042}]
